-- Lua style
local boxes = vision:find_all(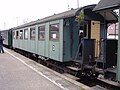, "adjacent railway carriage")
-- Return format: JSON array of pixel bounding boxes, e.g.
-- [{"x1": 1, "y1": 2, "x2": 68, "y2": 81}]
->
[{"x1": 0, "y1": 29, "x2": 12, "y2": 48}]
